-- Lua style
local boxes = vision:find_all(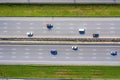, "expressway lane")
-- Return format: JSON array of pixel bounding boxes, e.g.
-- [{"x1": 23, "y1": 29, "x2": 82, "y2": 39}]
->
[
  {"x1": 0, "y1": 17, "x2": 120, "y2": 38},
  {"x1": 0, "y1": 44, "x2": 119, "y2": 65}
]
